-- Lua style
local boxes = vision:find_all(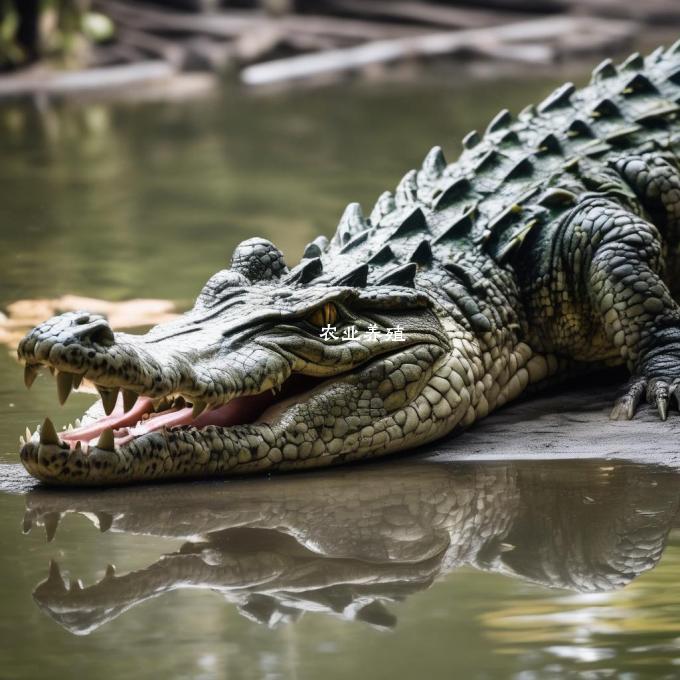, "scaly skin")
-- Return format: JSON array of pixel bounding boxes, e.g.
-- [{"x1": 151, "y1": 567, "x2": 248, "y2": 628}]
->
[
  {"x1": 24, "y1": 461, "x2": 678, "y2": 633},
  {"x1": 16, "y1": 41, "x2": 680, "y2": 484}
]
